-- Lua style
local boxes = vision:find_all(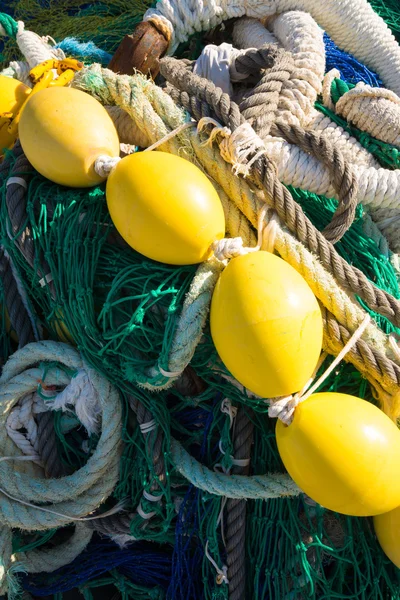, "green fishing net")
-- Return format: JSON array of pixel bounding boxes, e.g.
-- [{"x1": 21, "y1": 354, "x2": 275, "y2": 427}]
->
[
  {"x1": 1, "y1": 141, "x2": 400, "y2": 598},
  {"x1": 1, "y1": 0, "x2": 400, "y2": 598}
]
